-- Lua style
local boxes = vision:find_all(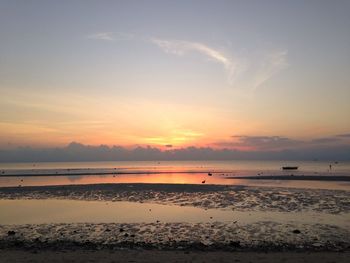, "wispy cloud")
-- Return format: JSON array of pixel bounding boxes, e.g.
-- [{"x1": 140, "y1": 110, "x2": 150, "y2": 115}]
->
[
  {"x1": 87, "y1": 32, "x2": 288, "y2": 90},
  {"x1": 150, "y1": 38, "x2": 245, "y2": 86},
  {"x1": 87, "y1": 32, "x2": 115, "y2": 41},
  {"x1": 87, "y1": 32, "x2": 134, "y2": 41},
  {"x1": 252, "y1": 50, "x2": 288, "y2": 90},
  {"x1": 150, "y1": 38, "x2": 229, "y2": 64},
  {"x1": 150, "y1": 37, "x2": 288, "y2": 90}
]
